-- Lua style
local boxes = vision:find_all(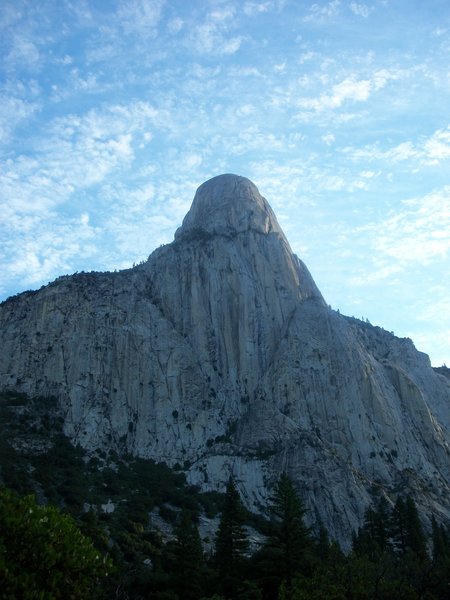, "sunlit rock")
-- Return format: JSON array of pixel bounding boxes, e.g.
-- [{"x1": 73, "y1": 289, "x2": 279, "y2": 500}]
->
[{"x1": 1, "y1": 174, "x2": 449, "y2": 546}]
